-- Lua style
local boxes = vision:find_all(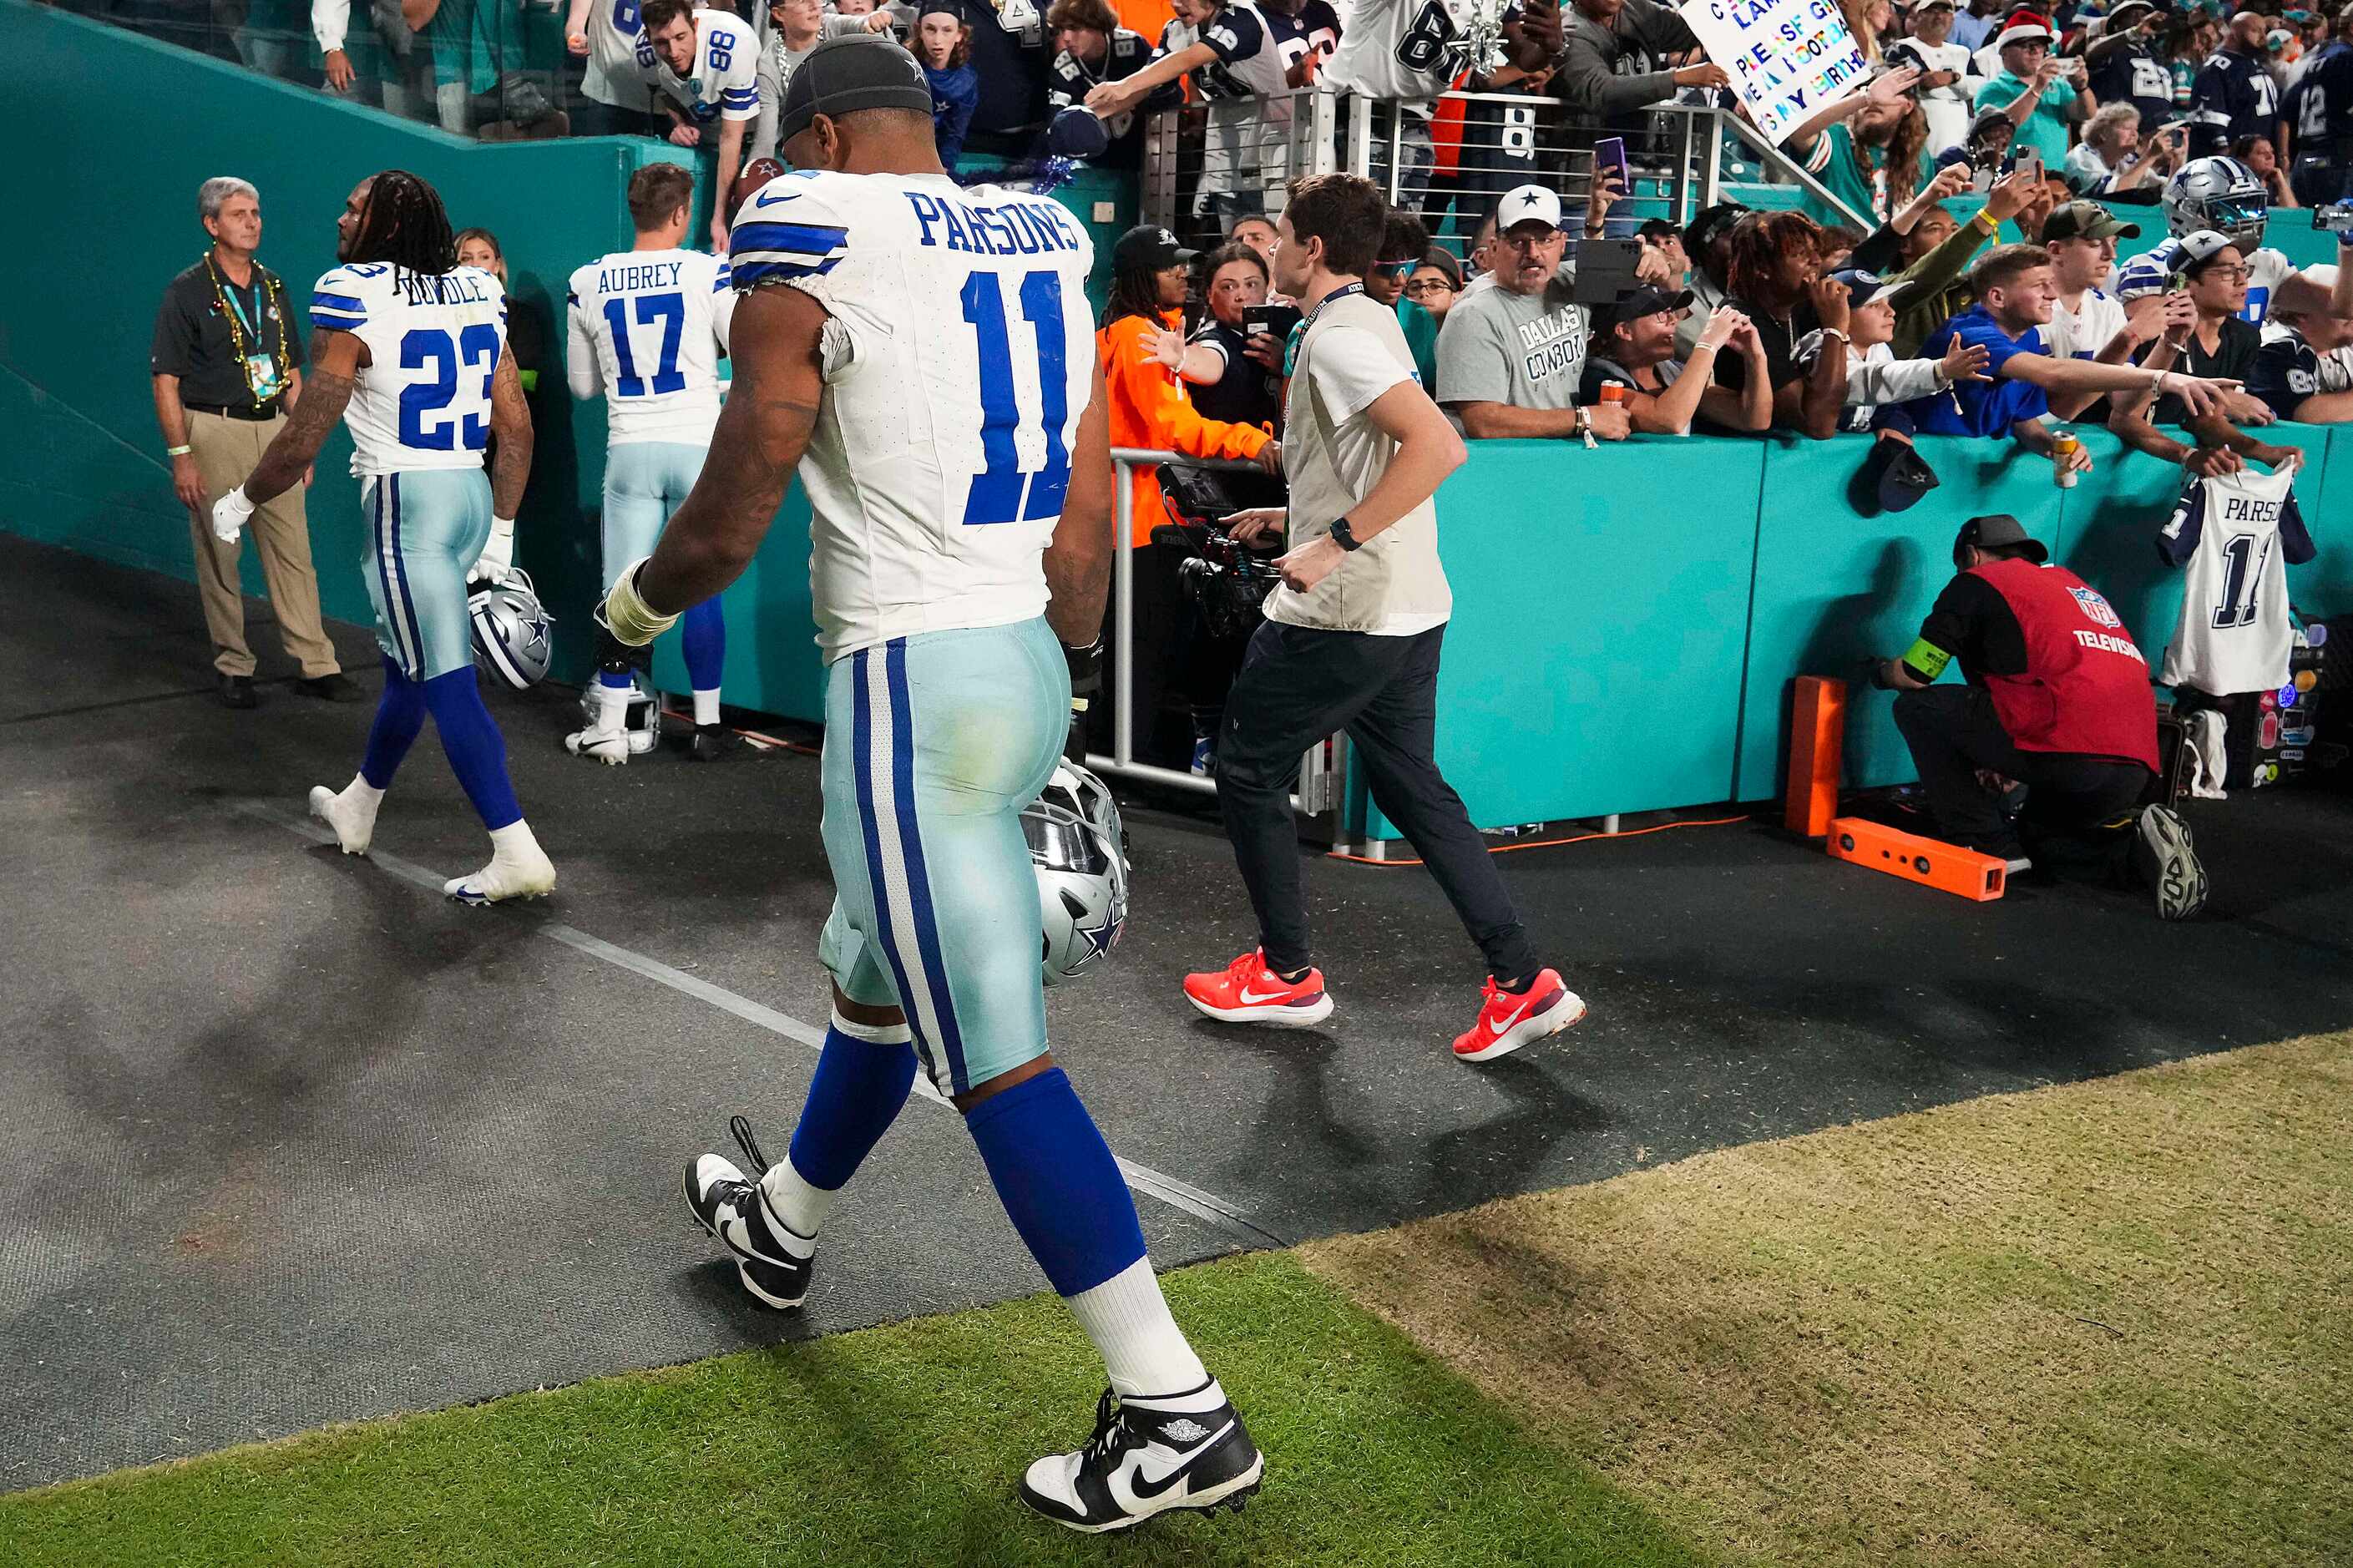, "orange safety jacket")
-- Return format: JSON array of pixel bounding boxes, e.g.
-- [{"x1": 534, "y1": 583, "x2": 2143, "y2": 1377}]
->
[{"x1": 1096, "y1": 309, "x2": 1273, "y2": 548}]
